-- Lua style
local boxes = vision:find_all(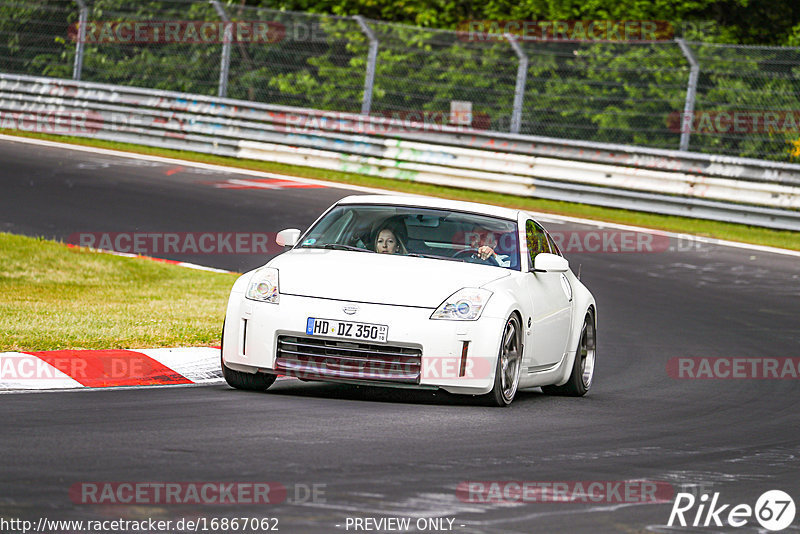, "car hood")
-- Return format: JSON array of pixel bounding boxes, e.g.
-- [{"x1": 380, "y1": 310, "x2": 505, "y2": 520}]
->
[{"x1": 269, "y1": 249, "x2": 510, "y2": 308}]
